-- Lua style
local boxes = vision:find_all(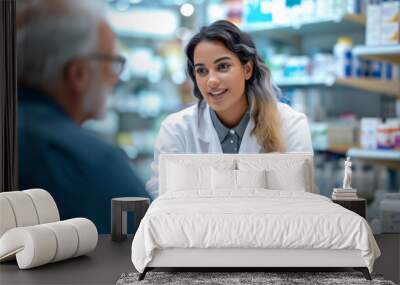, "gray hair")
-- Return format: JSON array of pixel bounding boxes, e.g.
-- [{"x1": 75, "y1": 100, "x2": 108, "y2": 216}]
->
[{"x1": 17, "y1": 0, "x2": 106, "y2": 89}]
